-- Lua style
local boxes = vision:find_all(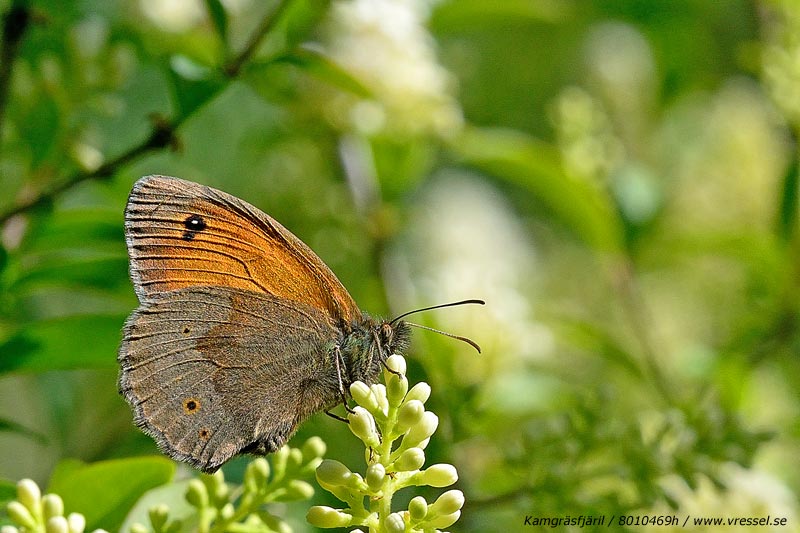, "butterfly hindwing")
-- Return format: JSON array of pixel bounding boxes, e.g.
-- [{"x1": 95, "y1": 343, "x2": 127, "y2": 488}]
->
[{"x1": 118, "y1": 286, "x2": 342, "y2": 472}]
